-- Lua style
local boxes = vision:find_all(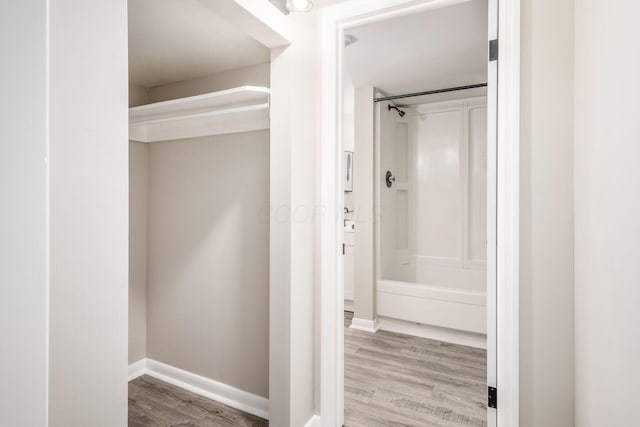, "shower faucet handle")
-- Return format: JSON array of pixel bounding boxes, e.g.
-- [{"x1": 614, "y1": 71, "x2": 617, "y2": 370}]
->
[{"x1": 385, "y1": 170, "x2": 396, "y2": 188}]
